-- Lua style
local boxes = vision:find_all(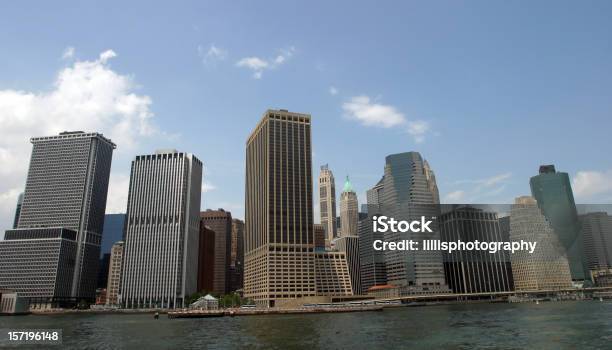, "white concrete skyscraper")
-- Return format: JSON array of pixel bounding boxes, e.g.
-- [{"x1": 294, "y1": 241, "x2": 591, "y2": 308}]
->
[
  {"x1": 120, "y1": 149, "x2": 202, "y2": 309},
  {"x1": 318, "y1": 164, "x2": 337, "y2": 244},
  {"x1": 339, "y1": 176, "x2": 359, "y2": 237}
]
